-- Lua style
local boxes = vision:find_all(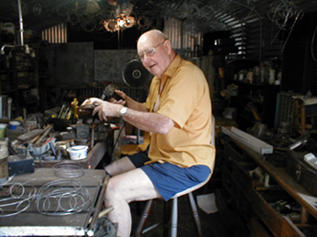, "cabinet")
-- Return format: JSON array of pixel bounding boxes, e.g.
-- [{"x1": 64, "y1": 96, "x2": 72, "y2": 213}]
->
[{"x1": 218, "y1": 133, "x2": 317, "y2": 237}]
